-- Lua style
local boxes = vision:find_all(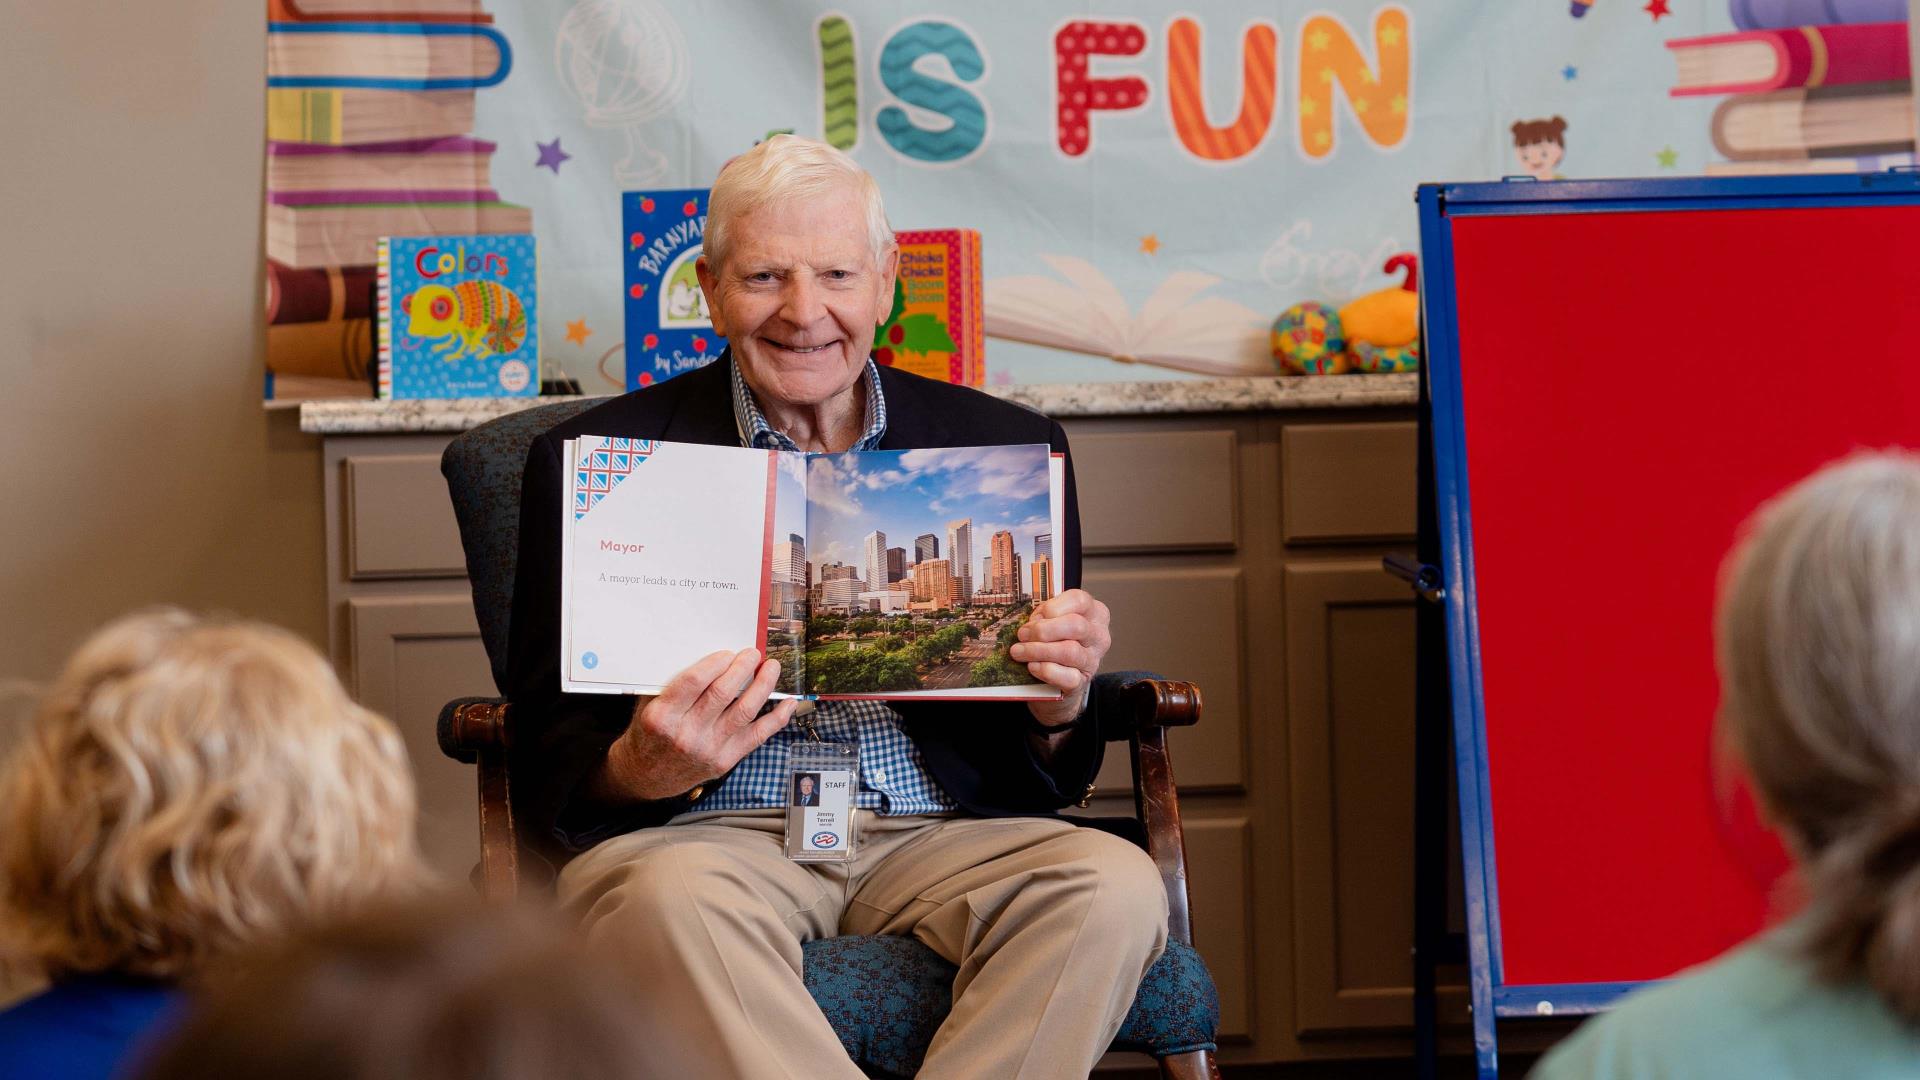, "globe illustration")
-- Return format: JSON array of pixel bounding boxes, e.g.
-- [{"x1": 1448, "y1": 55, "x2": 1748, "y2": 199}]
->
[{"x1": 554, "y1": 0, "x2": 690, "y2": 183}]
